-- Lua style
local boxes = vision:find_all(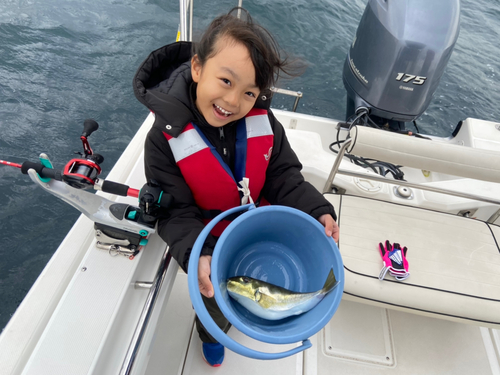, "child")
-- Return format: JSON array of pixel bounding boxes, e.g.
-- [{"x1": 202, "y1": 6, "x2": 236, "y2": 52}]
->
[{"x1": 133, "y1": 7, "x2": 339, "y2": 367}]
